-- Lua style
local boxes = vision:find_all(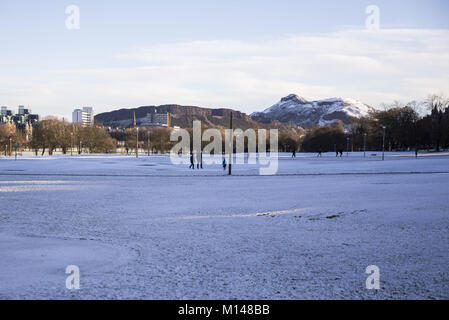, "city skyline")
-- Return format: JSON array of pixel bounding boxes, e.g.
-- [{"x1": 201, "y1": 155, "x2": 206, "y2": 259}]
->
[{"x1": 1, "y1": 0, "x2": 448, "y2": 120}]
